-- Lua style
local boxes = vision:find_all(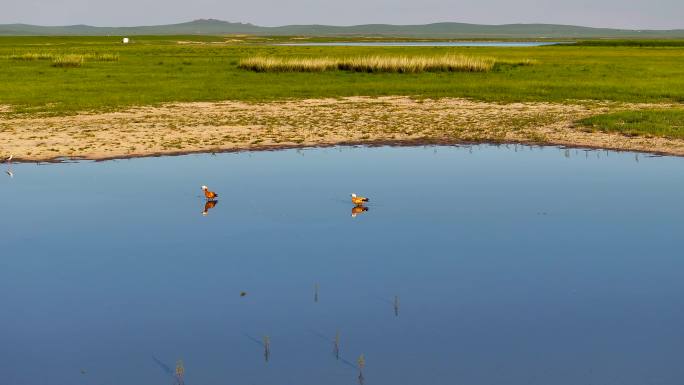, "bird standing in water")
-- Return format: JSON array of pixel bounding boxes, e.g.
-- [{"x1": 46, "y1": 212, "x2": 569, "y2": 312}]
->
[
  {"x1": 201, "y1": 185, "x2": 218, "y2": 200},
  {"x1": 351, "y1": 193, "x2": 369, "y2": 206}
]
